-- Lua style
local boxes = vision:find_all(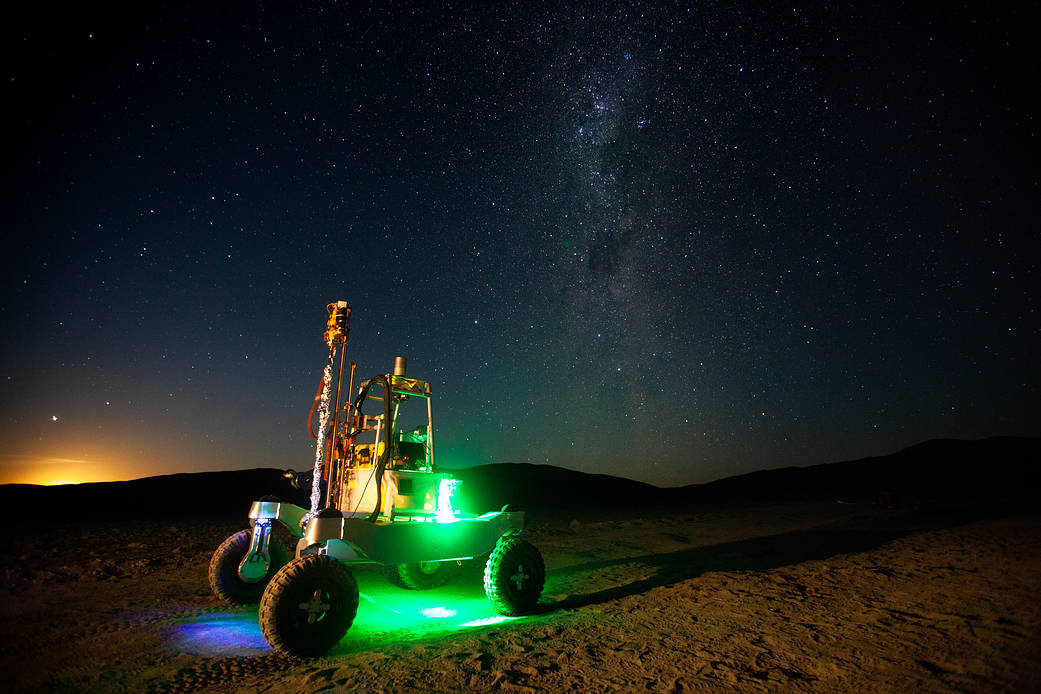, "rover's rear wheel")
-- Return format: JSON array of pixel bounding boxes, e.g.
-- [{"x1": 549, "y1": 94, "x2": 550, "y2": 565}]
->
[
  {"x1": 259, "y1": 555, "x2": 358, "y2": 657},
  {"x1": 209, "y1": 530, "x2": 289, "y2": 605},
  {"x1": 393, "y1": 561, "x2": 454, "y2": 590},
  {"x1": 483, "y1": 535, "x2": 545, "y2": 615}
]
